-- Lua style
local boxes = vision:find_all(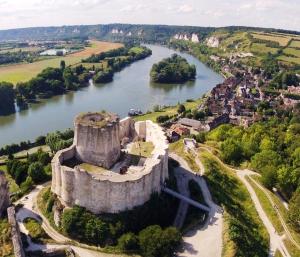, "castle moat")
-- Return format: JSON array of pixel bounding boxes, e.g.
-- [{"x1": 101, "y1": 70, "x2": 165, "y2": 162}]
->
[{"x1": 0, "y1": 44, "x2": 223, "y2": 147}]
